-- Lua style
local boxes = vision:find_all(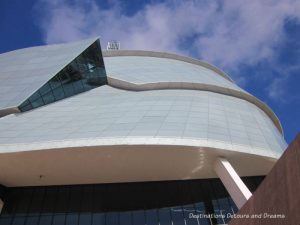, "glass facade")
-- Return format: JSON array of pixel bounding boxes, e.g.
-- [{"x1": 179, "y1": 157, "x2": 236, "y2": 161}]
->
[
  {"x1": 0, "y1": 177, "x2": 264, "y2": 225},
  {"x1": 19, "y1": 41, "x2": 107, "y2": 112}
]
